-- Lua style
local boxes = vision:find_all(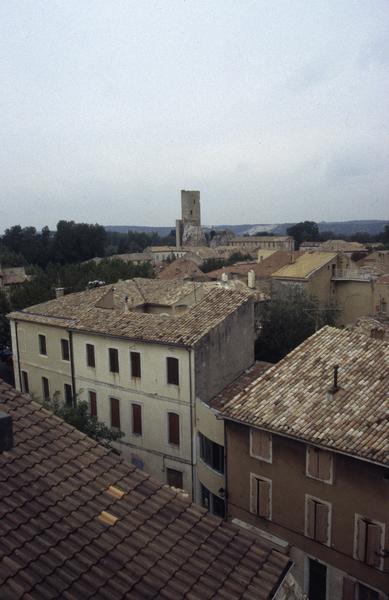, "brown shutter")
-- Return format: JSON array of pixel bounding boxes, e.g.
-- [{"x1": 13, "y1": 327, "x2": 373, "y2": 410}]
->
[
  {"x1": 315, "y1": 502, "x2": 329, "y2": 544},
  {"x1": 110, "y1": 398, "x2": 120, "y2": 429},
  {"x1": 251, "y1": 430, "x2": 271, "y2": 460},
  {"x1": 366, "y1": 523, "x2": 382, "y2": 567},
  {"x1": 356, "y1": 518, "x2": 367, "y2": 562},
  {"x1": 342, "y1": 577, "x2": 356, "y2": 600},
  {"x1": 89, "y1": 391, "x2": 97, "y2": 417},
  {"x1": 306, "y1": 498, "x2": 316, "y2": 538},
  {"x1": 130, "y1": 352, "x2": 141, "y2": 378},
  {"x1": 318, "y1": 451, "x2": 332, "y2": 481},
  {"x1": 132, "y1": 404, "x2": 142, "y2": 435},
  {"x1": 307, "y1": 447, "x2": 319, "y2": 477},
  {"x1": 257, "y1": 480, "x2": 271, "y2": 518},
  {"x1": 168, "y1": 413, "x2": 179, "y2": 445},
  {"x1": 250, "y1": 475, "x2": 258, "y2": 514}
]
